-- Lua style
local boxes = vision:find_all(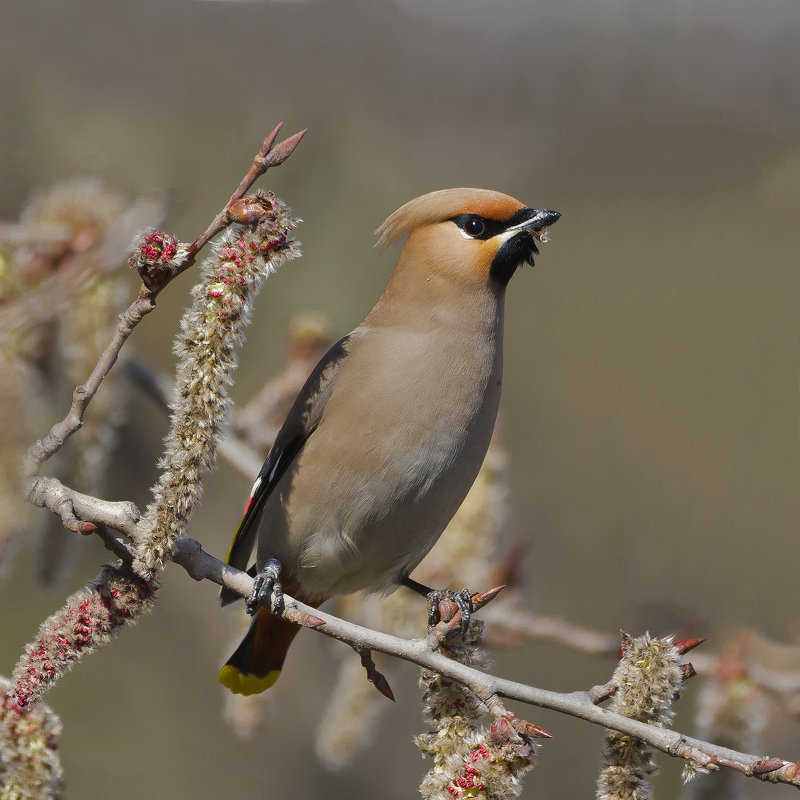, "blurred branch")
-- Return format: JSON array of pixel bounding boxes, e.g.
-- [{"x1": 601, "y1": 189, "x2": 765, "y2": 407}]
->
[
  {"x1": 483, "y1": 606, "x2": 619, "y2": 656},
  {"x1": 169, "y1": 536, "x2": 800, "y2": 791},
  {"x1": 0, "y1": 194, "x2": 164, "y2": 336},
  {"x1": 231, "y1": 312, "x2": 332, "y2": 450},
  {"x1": 123, "y1": 359, "x2": 264, "y2": 478},
  {"x1": 21, "y1": 289, "x2": 154, "y2": 481}
]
